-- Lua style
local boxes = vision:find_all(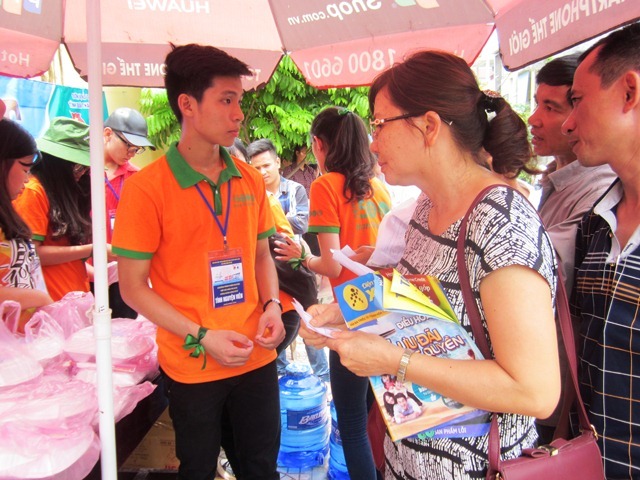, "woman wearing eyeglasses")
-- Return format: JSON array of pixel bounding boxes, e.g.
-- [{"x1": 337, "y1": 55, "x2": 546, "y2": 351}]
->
[
  {"x1": 13, "y1": 117, "x2": 95, "y2": 301},
  {"x1": 276, "y1": 106, "x2": 391, "y2": 480},
  {"x1": 0, "y1": 119, "x2": 53, "y2": 324},
  {"x1": 298, "y1": 51, "x2": 561, "y2": 479}
]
